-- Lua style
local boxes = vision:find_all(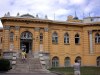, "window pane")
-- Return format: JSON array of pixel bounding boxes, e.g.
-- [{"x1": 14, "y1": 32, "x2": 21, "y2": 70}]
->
[
  {"x1": 10, "y1": 32, "x2": 14, "y2": 42},
  {"x1": 52, "y1": 32, "x2": 58, "y2": 44},
  {"x1": 75, "y1": 38, "x2": 79, "y2": 44}
]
